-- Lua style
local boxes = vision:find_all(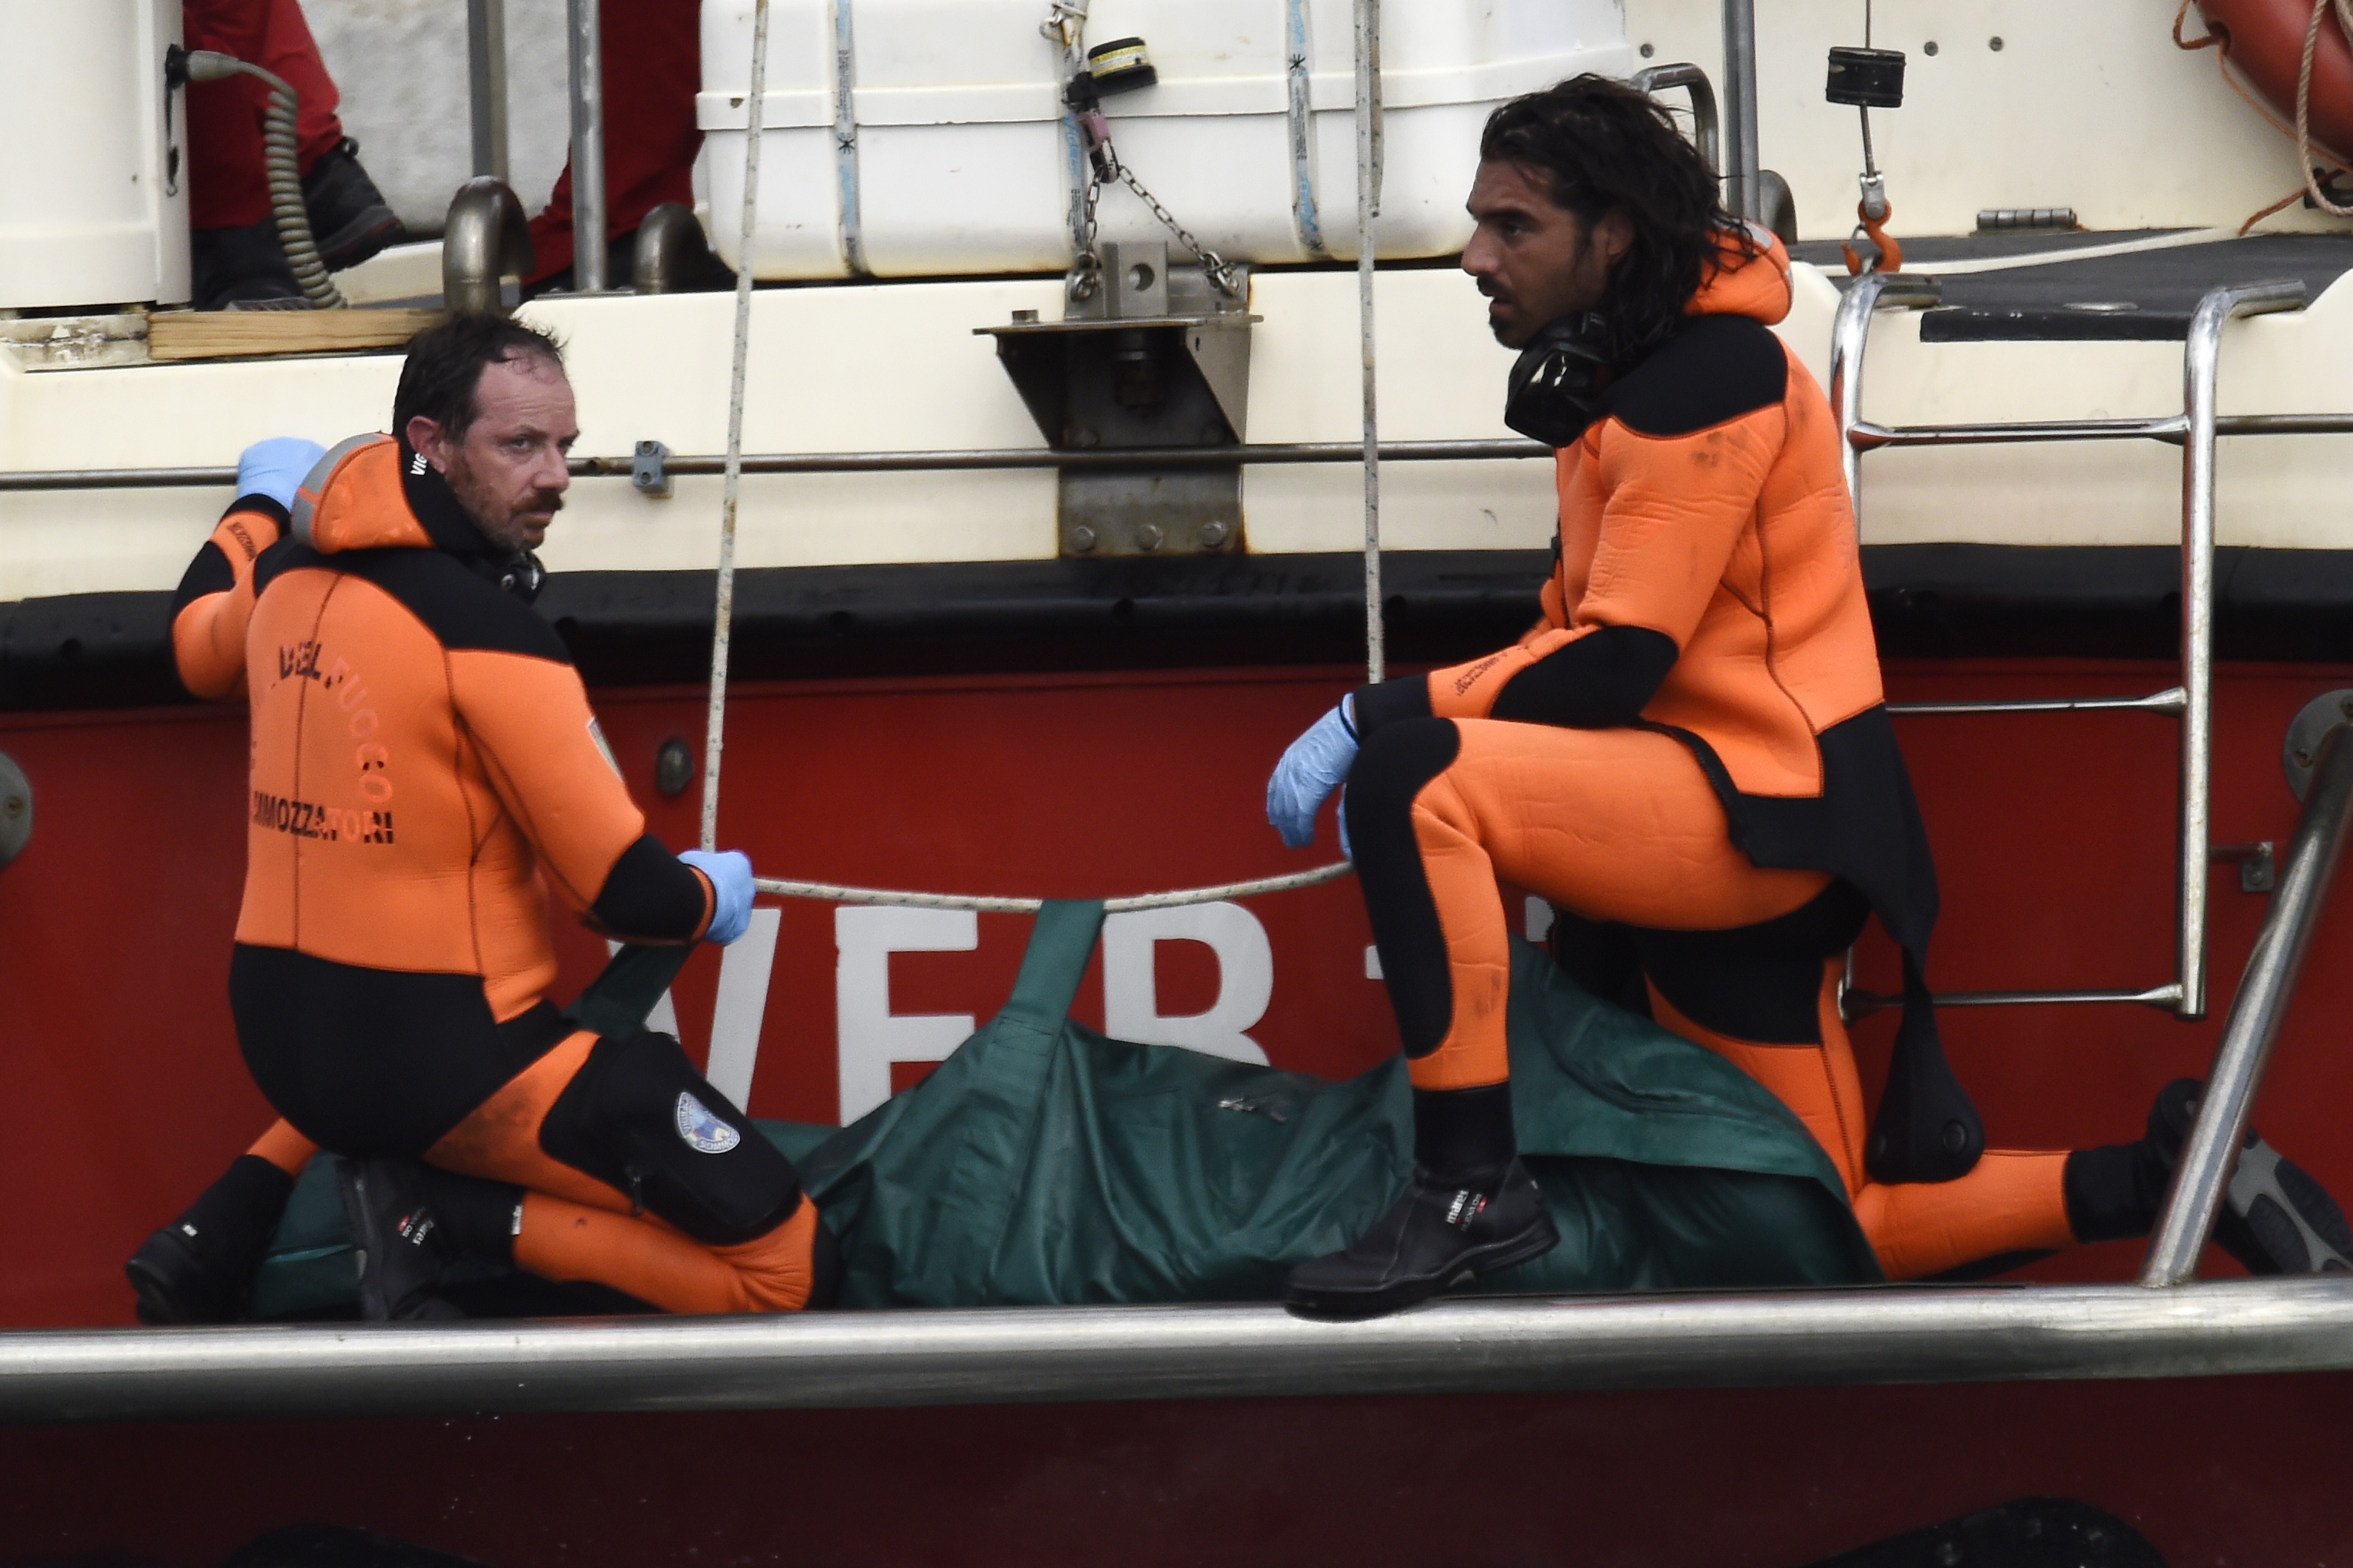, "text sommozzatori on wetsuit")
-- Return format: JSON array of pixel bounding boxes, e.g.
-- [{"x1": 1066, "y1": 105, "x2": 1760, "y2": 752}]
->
[{"x1": 249, "y1": 791, "x2": 396, "y2": 845}]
